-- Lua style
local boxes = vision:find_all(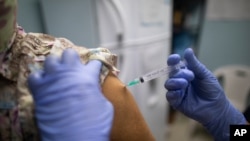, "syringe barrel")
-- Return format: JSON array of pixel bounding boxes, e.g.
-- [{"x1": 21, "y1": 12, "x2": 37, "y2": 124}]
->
[{"x1": 140, "y1": 61, "x2": 185, "y2": 82}]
